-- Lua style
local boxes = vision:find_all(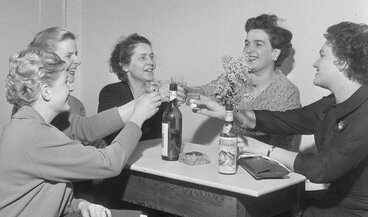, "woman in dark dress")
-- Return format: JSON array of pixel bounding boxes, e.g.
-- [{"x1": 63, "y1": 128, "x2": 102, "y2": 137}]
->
[
  {"x1": 98, "y1": 33, "x2": 167, "y2": 144},
  {"x1": 193, "y1": 21, "x2": 368, "y2": 217}
]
